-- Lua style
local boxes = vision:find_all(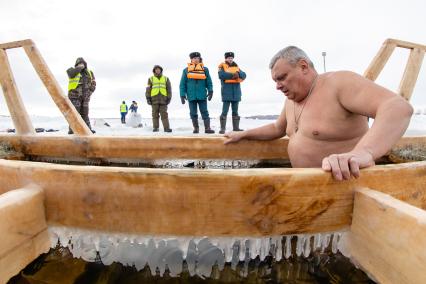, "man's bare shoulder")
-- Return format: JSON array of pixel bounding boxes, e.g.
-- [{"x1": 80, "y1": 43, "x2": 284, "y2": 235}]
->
[
  {"x1": 322, "y1": 71, "x2": 370, "y2": 93},
  {"x1": 324, "y1": 71, "x2": 364, "y2": 83}
]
